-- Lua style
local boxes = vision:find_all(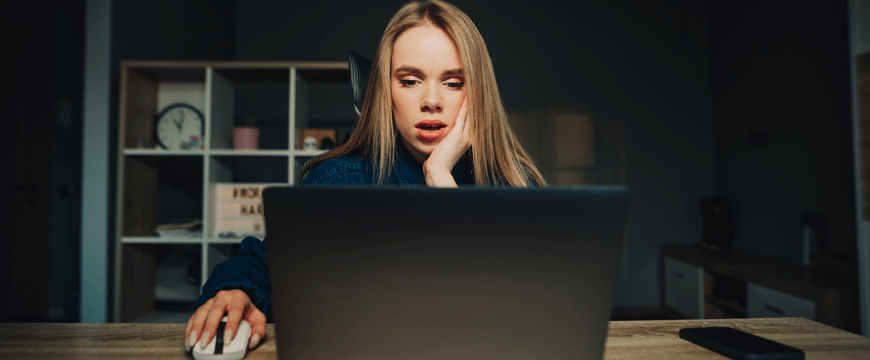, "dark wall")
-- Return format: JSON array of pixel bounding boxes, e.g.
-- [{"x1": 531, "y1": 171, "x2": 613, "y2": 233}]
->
[
  {"x1": 1, "y1": 0, "x2": 84, "y2": 322},
  {"x1": 112, "y1": 0, "x2": 235, "y2": 61},
  {"x1": 708, "y1": 1, "x2": 854, "y2": 261}
]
